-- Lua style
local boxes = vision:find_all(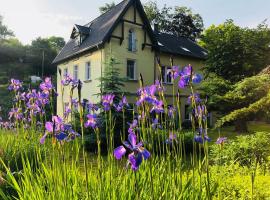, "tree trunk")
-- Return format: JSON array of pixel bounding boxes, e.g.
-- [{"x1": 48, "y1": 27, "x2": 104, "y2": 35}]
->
[{"x1": 234, "y1": 119, "x2": 248, "y2": 133}]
